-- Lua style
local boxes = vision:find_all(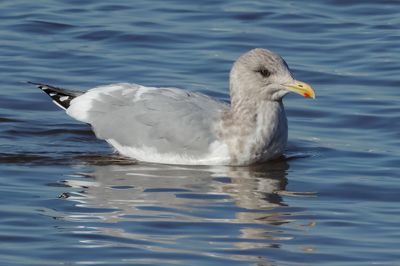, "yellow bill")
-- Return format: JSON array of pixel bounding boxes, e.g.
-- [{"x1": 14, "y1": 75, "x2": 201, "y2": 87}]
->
[{"x1": 284, "y1": 80, "x2": 315, "y2": 99}]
